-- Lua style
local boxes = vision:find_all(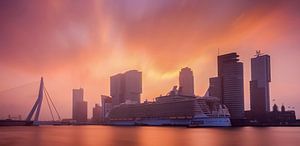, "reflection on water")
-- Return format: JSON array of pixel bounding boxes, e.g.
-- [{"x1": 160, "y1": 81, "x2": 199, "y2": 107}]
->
[{"x1": 0, "y1": 126, "x2": 299, "y2": 146}]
